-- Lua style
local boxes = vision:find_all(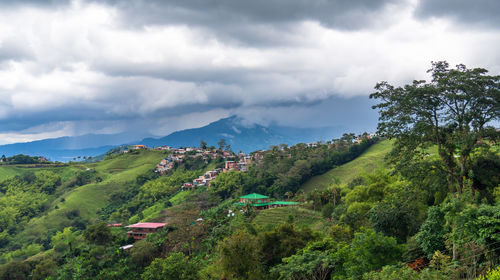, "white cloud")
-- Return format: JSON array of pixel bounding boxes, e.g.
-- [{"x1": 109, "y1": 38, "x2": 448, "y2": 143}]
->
[{"x1": 0, "y1": 0, "x2": 499, "y2": 143}]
